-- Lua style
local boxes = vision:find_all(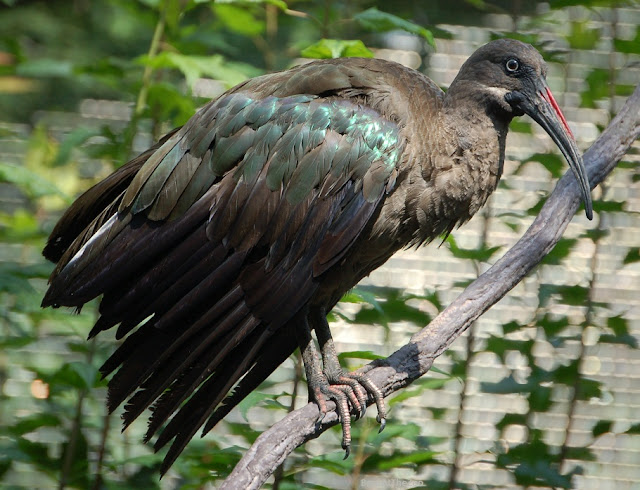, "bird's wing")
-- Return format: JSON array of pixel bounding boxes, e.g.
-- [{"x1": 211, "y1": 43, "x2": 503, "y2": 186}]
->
[
  {"x1": 43, "y1": 89, "x2": 403, "y2": 472},
  {"x1": 42, "y1": 129, "x2": 180, "y2": 264}
]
